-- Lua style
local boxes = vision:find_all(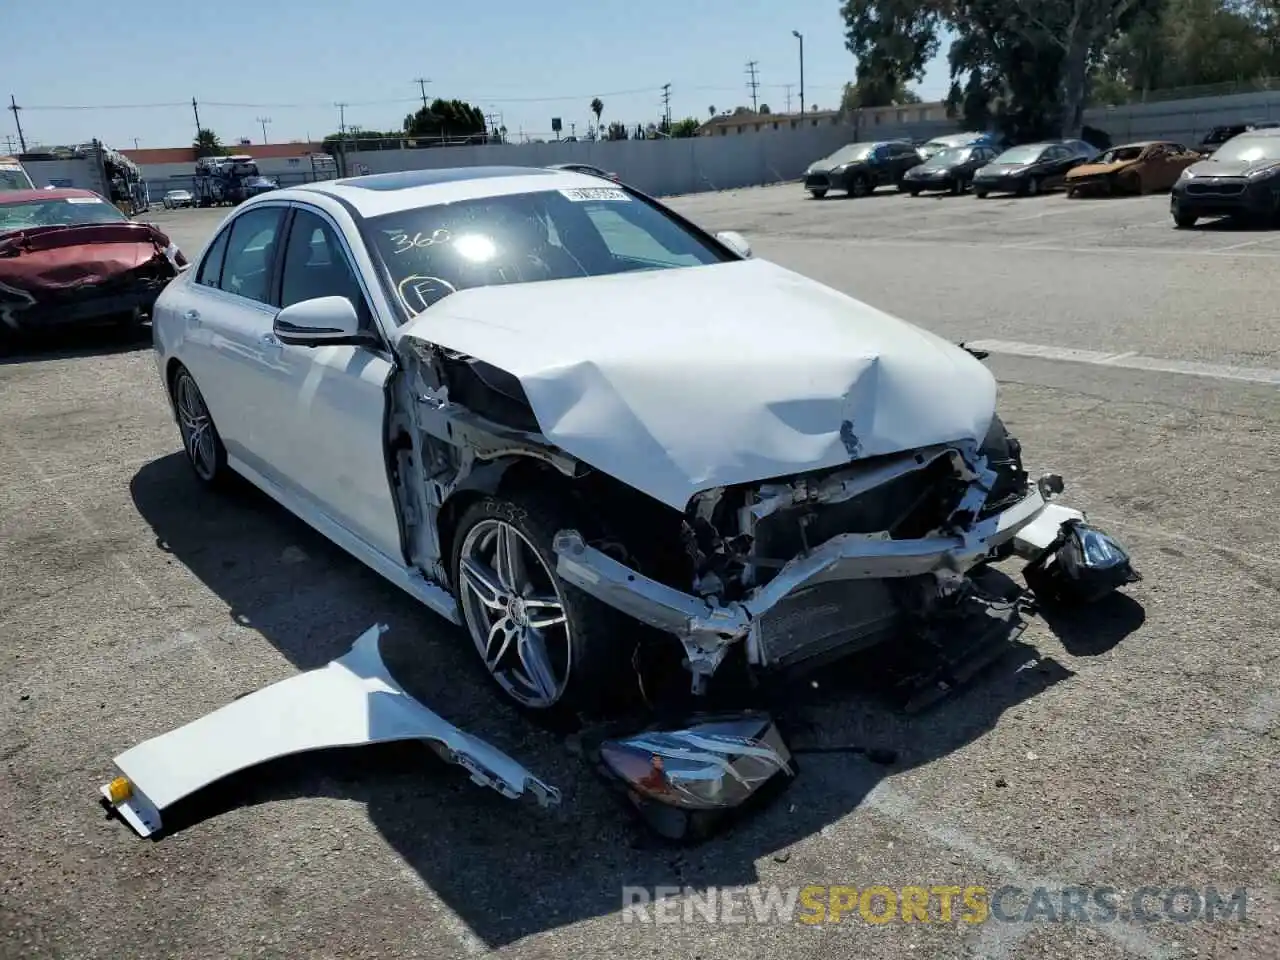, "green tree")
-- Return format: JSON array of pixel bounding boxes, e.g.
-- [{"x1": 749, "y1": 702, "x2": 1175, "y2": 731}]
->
[
  {"x1": 708, "y1": 104, "x2": 717, "y2": 117},
  {"x1": 193, "y1": 128, "x2": 225, "y2": 158},
  {"x1": 403, "y1": 98, "x2": 487, "y2": 140},
  {"x1": 590, "y1": 97, "x2": 604, "y2": 134},
  {"x1": 670, "y1": 117, "x2": 700, "y2": 137},
  {"x1": 606, "y1": 121, "x2": 630, "y2": 140},
  {"x1": 839, "y1": 0, "x2": 942, "y2": 106}
]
